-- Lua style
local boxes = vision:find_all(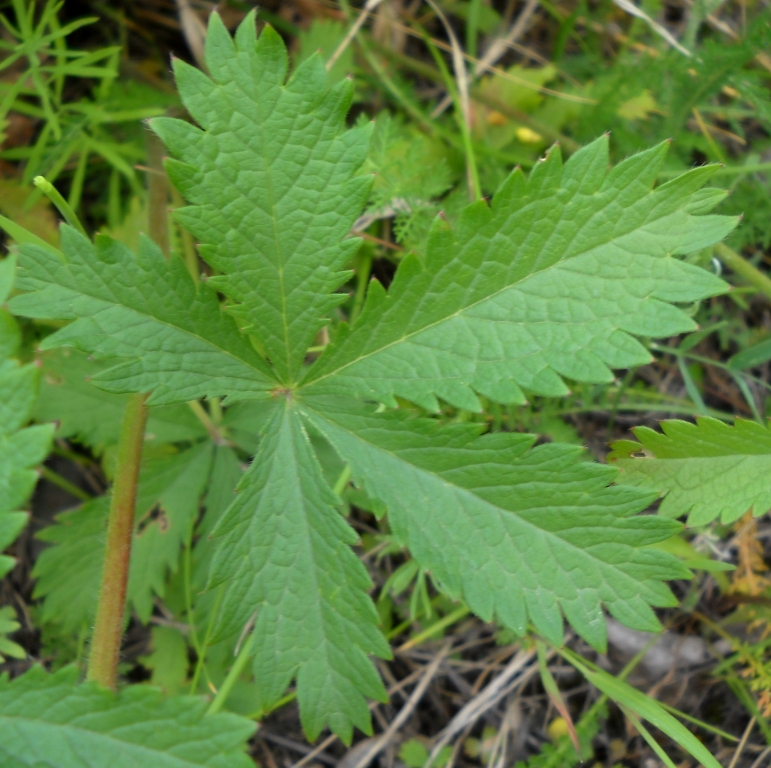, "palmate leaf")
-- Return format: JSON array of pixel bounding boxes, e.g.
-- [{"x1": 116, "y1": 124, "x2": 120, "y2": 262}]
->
[
  {"x1": 610, "y1": 417, "x2": 771, "y2": 526},
  {"x1": 209, "y1": 398, "x2": 389, "y2": 743},
  {"x1": 5, "y1": 12, "x2": 742, "y2": 748},
  {"x1": 151, "y1": 12, "x2": 370, "y2": 383},
  {"x1": 301, "y1": 396, "x2": 687, "y2": 651},
  {"x1": 303, "y1": 138, "x2": 734, "y2": 411},
  {"x1": 0, "y1": 666, "x2": 254, "y2": 768},
  {"x1": 0, "y1": 254, "x2": 53, "y2": 579},
  {"x1": 7, "y1": 230, "x2": 275, "y2": 405}
]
